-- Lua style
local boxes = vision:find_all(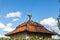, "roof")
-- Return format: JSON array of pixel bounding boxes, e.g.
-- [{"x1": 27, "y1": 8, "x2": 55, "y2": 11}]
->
[{"x1": 5, "y1": 20, "x2": 55, "y2": 36}]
